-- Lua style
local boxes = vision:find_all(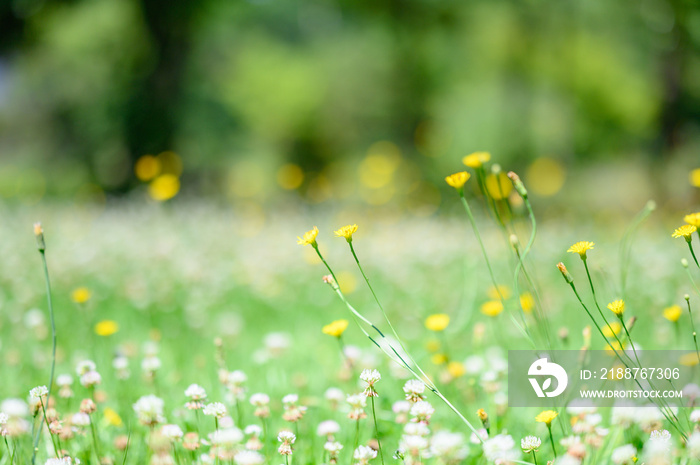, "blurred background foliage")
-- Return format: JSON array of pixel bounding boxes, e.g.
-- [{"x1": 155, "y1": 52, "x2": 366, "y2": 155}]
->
[{"x1": 1, "y1": 0, "x2": 700, "y2": 213}]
